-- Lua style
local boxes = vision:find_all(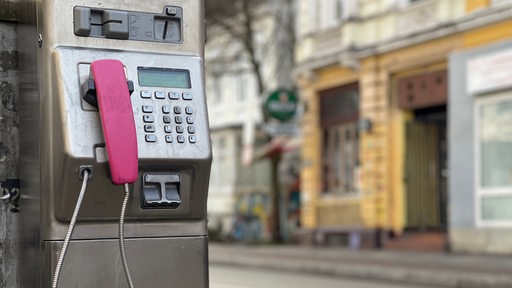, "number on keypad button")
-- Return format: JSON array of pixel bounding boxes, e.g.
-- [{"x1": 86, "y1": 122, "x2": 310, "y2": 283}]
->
[
  {"x1": 140, "y1": 91, "x2": 151, "y2": 98},
  {"x1": 169, "y1": 92, "x2": 180, "y2": 100},
  {"x1": 144, "y1": 125, "x2": 156, "y2": 132},
  {"x1": 155, "y1": 91, "x2": 166, "y2": 99},
  {"x1": 143, "y1": 115, "x2": 154, "y2": 123},
  {"x1": 142, "y1": 105, "x2": 153, "y2": 113}
]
